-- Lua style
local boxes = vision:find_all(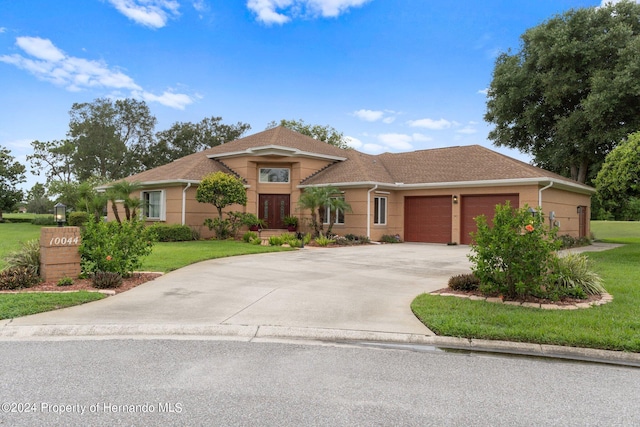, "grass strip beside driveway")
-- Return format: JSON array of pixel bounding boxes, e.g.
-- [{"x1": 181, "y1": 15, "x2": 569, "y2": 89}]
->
[
  {"x1": 0, "y1": 291, "x2": 106, "y2": 320},
  {"x1": 140, "y1": 240, "x2": 293, "y2": 272},
  {"x1": 411, "y1": 240, "x2": 640, "y2": 352}
]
